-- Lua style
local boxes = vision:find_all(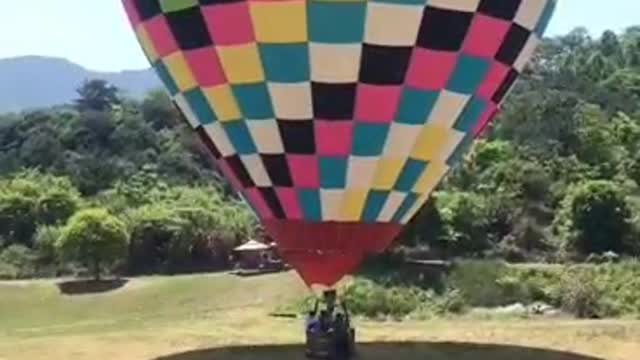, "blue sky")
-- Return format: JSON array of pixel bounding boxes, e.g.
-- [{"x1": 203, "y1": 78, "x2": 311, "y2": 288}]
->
[{"x1": 1, "y1": 1, "x2": 638, "y2": 72}]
